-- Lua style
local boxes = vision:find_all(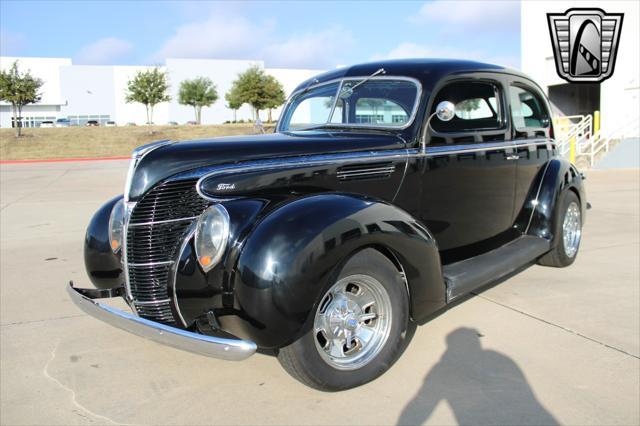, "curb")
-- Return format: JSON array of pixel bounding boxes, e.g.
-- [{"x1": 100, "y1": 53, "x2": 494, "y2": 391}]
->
[{"x1": 0, "y1": 156, "x2": 130, "y2": 165}]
